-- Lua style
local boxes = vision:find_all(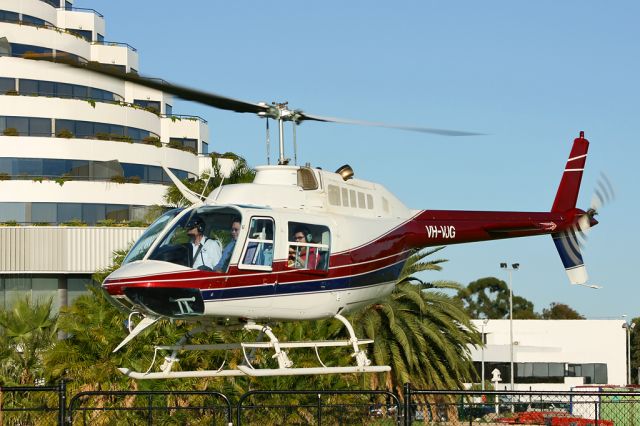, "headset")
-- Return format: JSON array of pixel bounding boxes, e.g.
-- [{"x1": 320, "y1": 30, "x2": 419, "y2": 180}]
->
[
  {"x1": 185, "y1": 215, "x2": 205, "y2": 234},
  {"x1": 293, "y1": 226, "x2": 313, "y2": 243}
]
